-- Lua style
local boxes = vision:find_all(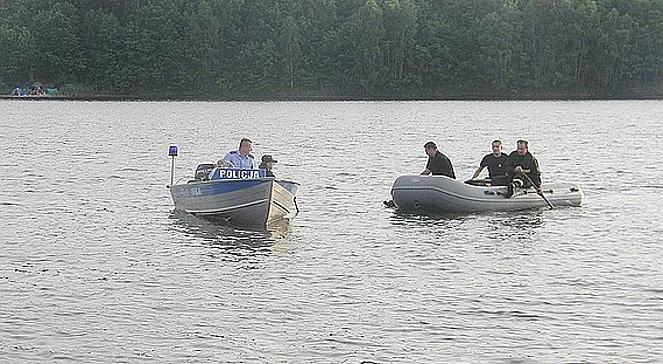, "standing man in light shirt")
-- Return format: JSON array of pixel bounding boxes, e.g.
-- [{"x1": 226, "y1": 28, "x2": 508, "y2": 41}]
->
[{"x1": 219, "y1": 138, "x2": 256, "y2": 169}]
